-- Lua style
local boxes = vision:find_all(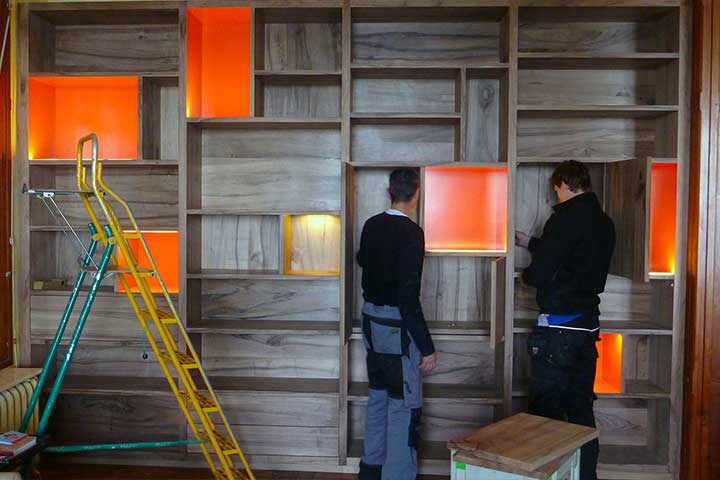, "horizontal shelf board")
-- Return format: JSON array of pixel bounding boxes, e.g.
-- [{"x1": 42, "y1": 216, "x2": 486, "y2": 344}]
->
[
  {"x1": 30, "y1": 286, "x2": 177, "y2": 299},
  {"x1": 352, "y1": 67, "x2": 461, "y2": 79},
  {"x1": 187, "y1": 117, "x2": 341, "y2": 128},
  {"x1": 349, "y1": 439, "x2": 449, "y2": 462},
  {"x1": 513, "y1": 384, "x2": 669, "y2": 400},
  {"x1": 187, "y1": 320, "x2": 340, "y2": 335},
  {"x1": 348, "y1": 161, "x2": 507, "y2": 169},
  {"x1": 186, "y1": 269, "x2": 339, "y2": 281},
  {"x1": 351, "y1": 61, "x2": 509, "y2": 69},
  {"x1": 350, "y1": 113, "x2": 460, "y2": 125},
  {"x1": 352, "y1": 320, "x2": 490, "y2": 336},
  {"x1": 426, "y1": 249, "x2": 507, "y2": 257},
  {"x1": 255, "y1": 69, "x2": 341, "y2": 76},
  {"x1": 29, "y1": 71, "x2": 181, "y2": 78},
  {"x1": 518, "y1": 105, "x2": 678, "y2": 118},
  {"x1": 518, "y1": 52, "x2": 680, "y2": 69},
  {"x1": 29, "y1": 225, "x2": 178, "y2": 232},
  {"x1": 513, "y1": 318, "x2": 673, "y2": 335},
  {"x1": 187, "y1": 209, "x2": 341, "y2": 216},
  {"x1": 648, "y1": 272, "x2": 675, "y2": 279},
  {"x1": 206, "y1": 376, "x2": 339, "y2": 395},
  {"x1": 349, "y1": 382, "x2": 502, "y2": 404},
  {"x1": 598, "y1": 446, "x2": 670, "y2": 467},
  {"x1": 517, "y1": 156, "x2": 636, "y2": 164},
  {"x1": 29, "y1": 159, "x2": 178, "y2": 166},
  {"x1": 49, "y1": 376, "x2": 173, "y2": 396}
]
